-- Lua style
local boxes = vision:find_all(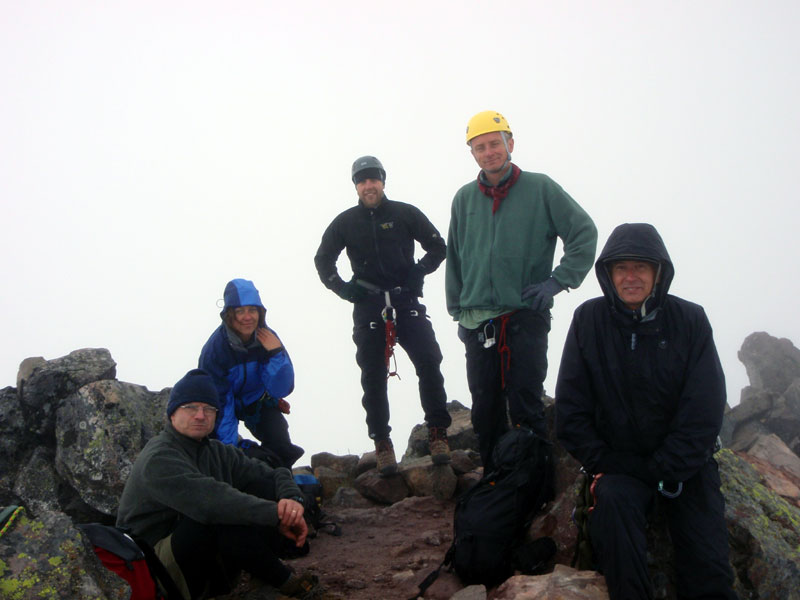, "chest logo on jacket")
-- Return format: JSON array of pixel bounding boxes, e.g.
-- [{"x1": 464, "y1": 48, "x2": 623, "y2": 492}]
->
[{"x1": 380, "y1": 221, "x2": 394, "y2": 230}]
